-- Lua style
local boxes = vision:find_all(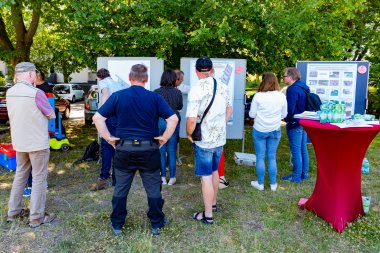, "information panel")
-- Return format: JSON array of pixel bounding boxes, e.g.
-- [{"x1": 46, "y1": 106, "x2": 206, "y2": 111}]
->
[
  {"x1": 297, "y1": 61, "x2": 370, "y2": 116},
  {"x1": 97, "y1": 57, "x2": 164, "y2": 91}
]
